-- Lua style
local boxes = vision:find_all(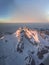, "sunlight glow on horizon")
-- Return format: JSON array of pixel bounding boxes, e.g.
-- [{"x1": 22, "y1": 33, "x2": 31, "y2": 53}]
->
[{"x1": 0, "y1": 0, "x2": 49, "y2": 23}]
